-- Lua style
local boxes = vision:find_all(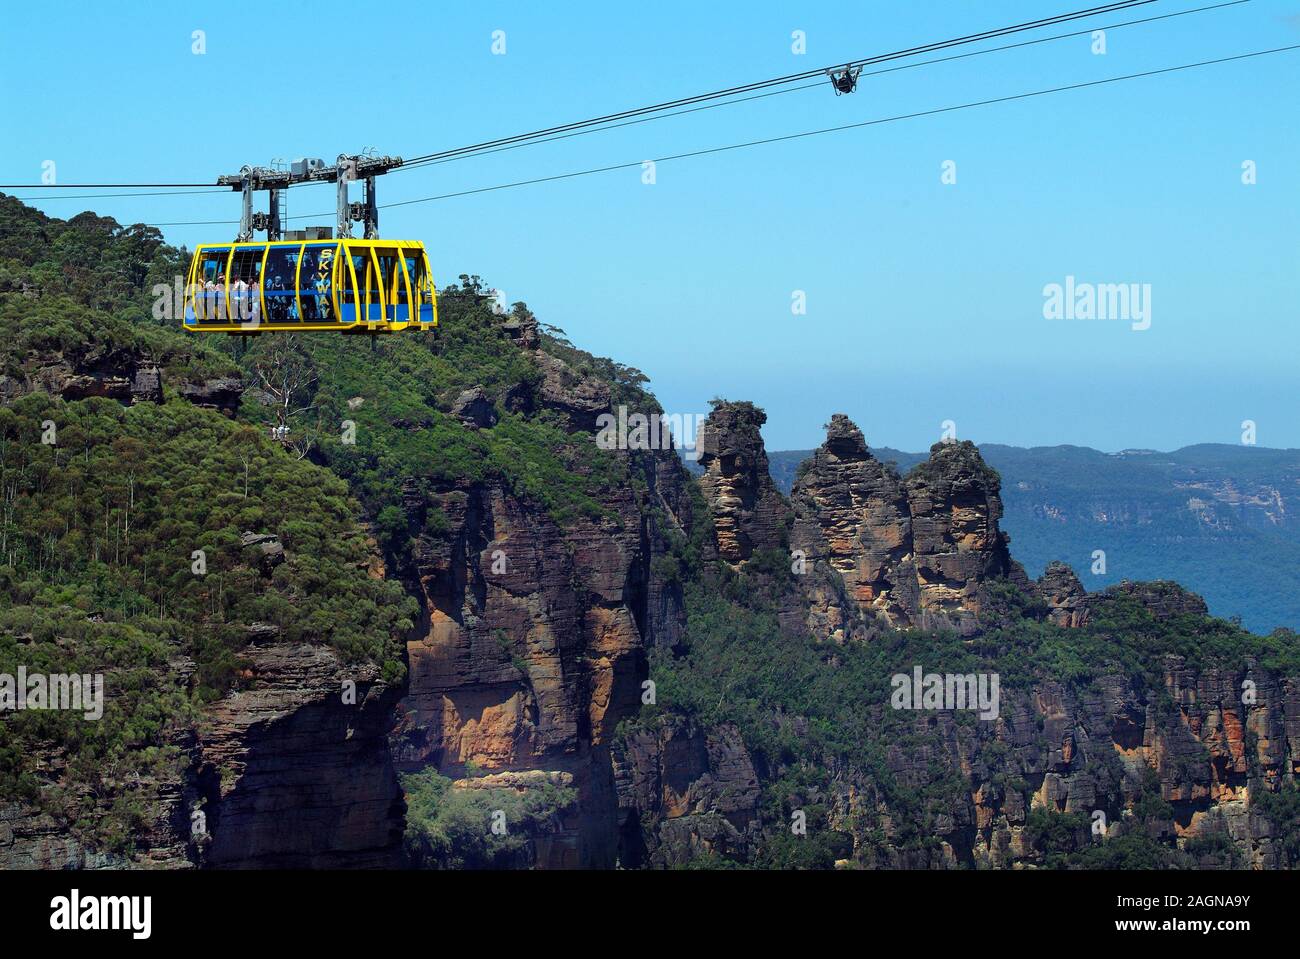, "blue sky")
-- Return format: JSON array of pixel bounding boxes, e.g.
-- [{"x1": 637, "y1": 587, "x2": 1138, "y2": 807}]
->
[{"x1": 3, "y1": 0, "x2": 1298, "y2": 451}]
